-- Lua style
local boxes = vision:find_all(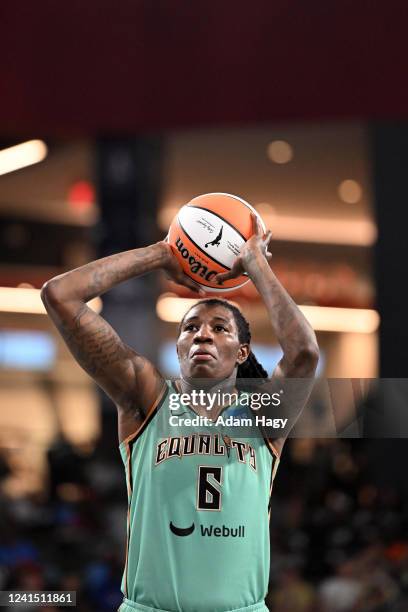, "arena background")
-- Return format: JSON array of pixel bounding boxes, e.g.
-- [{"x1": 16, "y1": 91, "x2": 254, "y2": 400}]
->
[{"x1": 1, "y1": 2, "x2": 408, "y2": 610}]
